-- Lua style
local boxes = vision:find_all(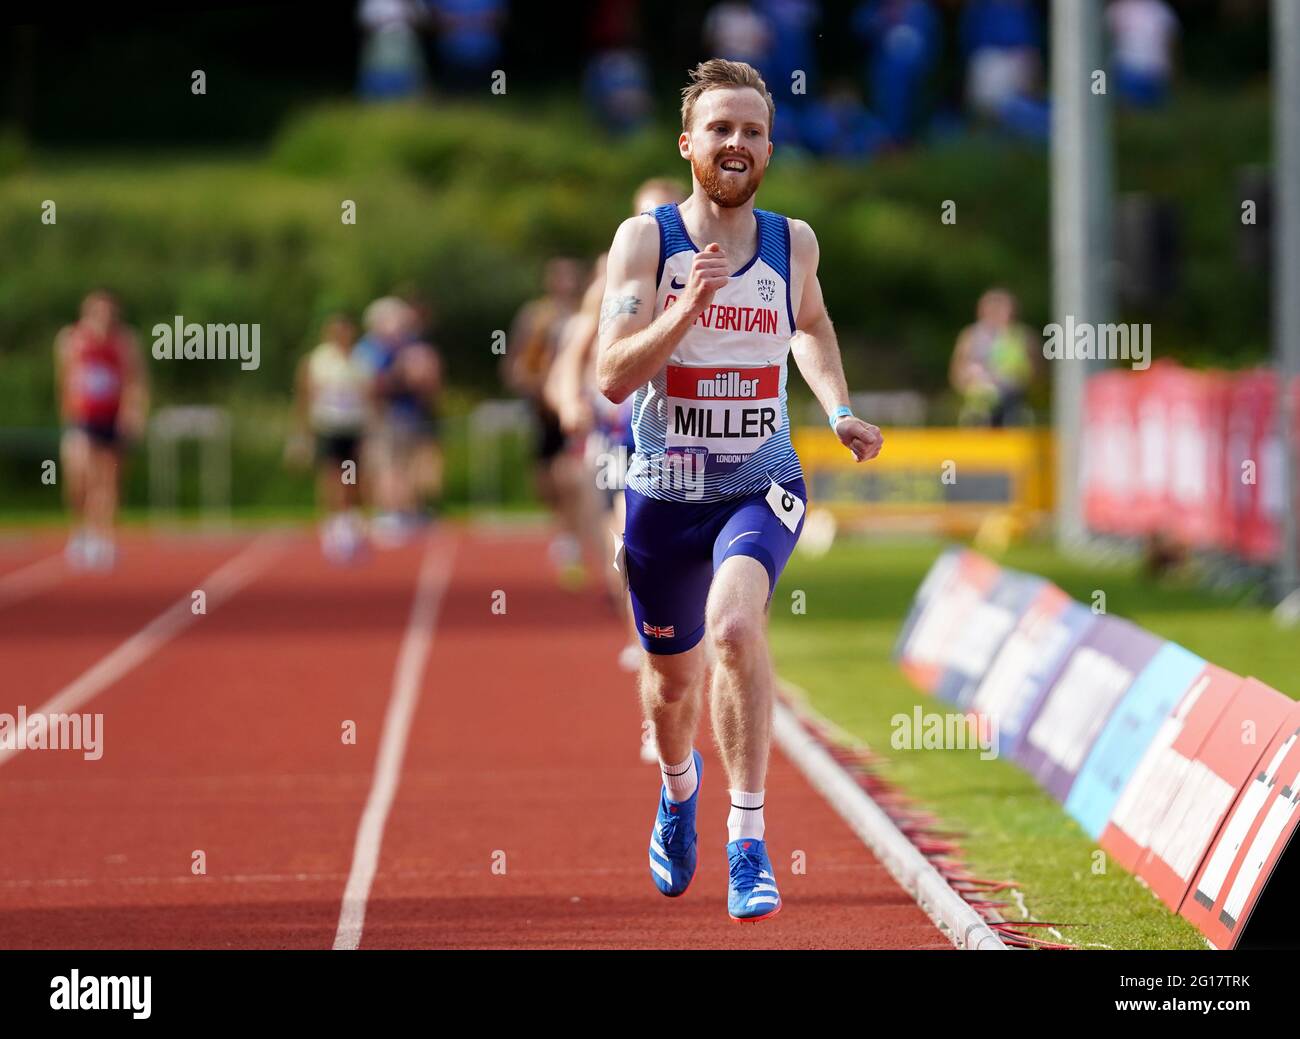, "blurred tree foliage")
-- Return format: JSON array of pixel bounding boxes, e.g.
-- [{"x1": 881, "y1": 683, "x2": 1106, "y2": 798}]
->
[
  {"x1": 0, "y1": 84, "x2": 1270, "y2": 433},
  {"x1": 0, "y1": 5, "x2": 1273, "y2": 514}
]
